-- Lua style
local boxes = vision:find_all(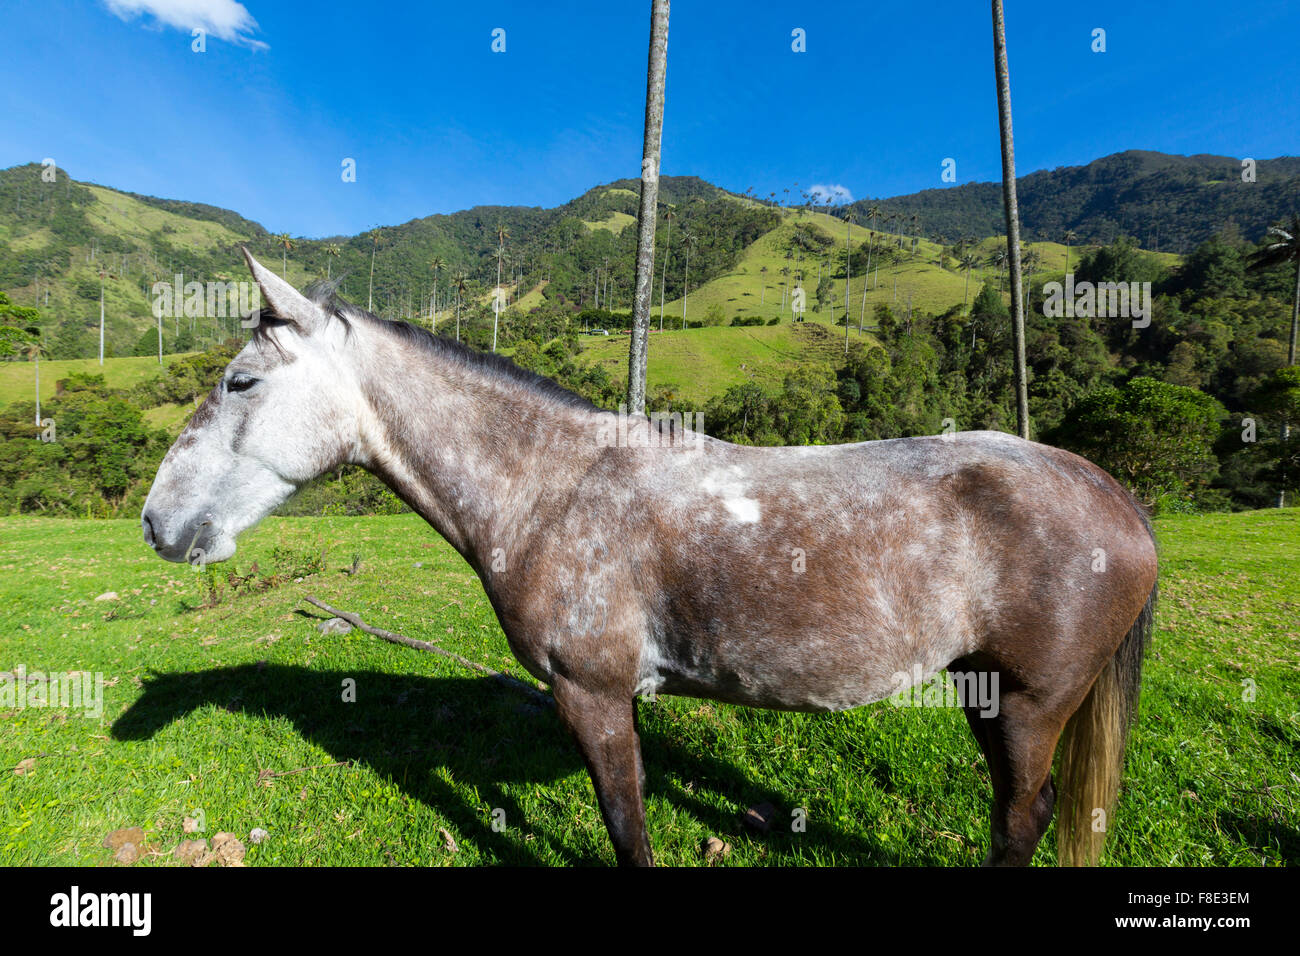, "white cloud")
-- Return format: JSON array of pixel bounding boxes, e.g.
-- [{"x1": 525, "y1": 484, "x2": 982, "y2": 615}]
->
[
  {"x1": 808, "y1": 183, "x2": 854, "y2": 205},
  {"x1": 105, "y1": 0, "x2": 268, "y2": 50}
]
